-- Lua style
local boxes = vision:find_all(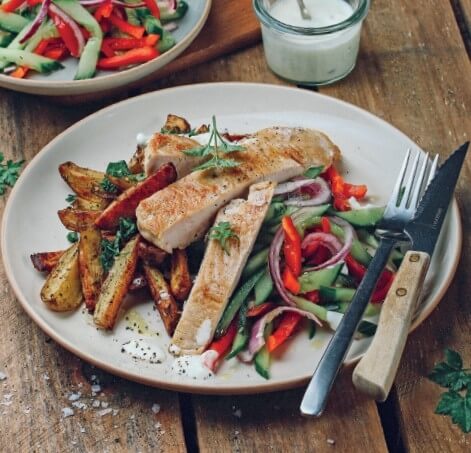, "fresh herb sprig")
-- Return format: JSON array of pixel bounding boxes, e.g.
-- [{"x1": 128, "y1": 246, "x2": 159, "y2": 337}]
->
[
  {"x1": 209, "y1": 221, "x2": 239, "y2": 255},
  {"x1": 65, "y1": 193, "x2": 77, "y2": 204},
  {"x1": 184, "y1": 116, "x2": 245, "y2": 172},
  {"x1": 67, "y1": 231, "x2": 79, "y2": 243},
  {"x1": 428, "y1": 349, "x2": 471, "y2": 433},
  {"x1": 100, "y1": 160, "x2": 145, "y2": 193},
  {"x1": 0, "y1": 153, "x2": 24, "y2": 195},
  {"x1": 100, "y1": 217, "x2": 138, "y2": 272}
]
